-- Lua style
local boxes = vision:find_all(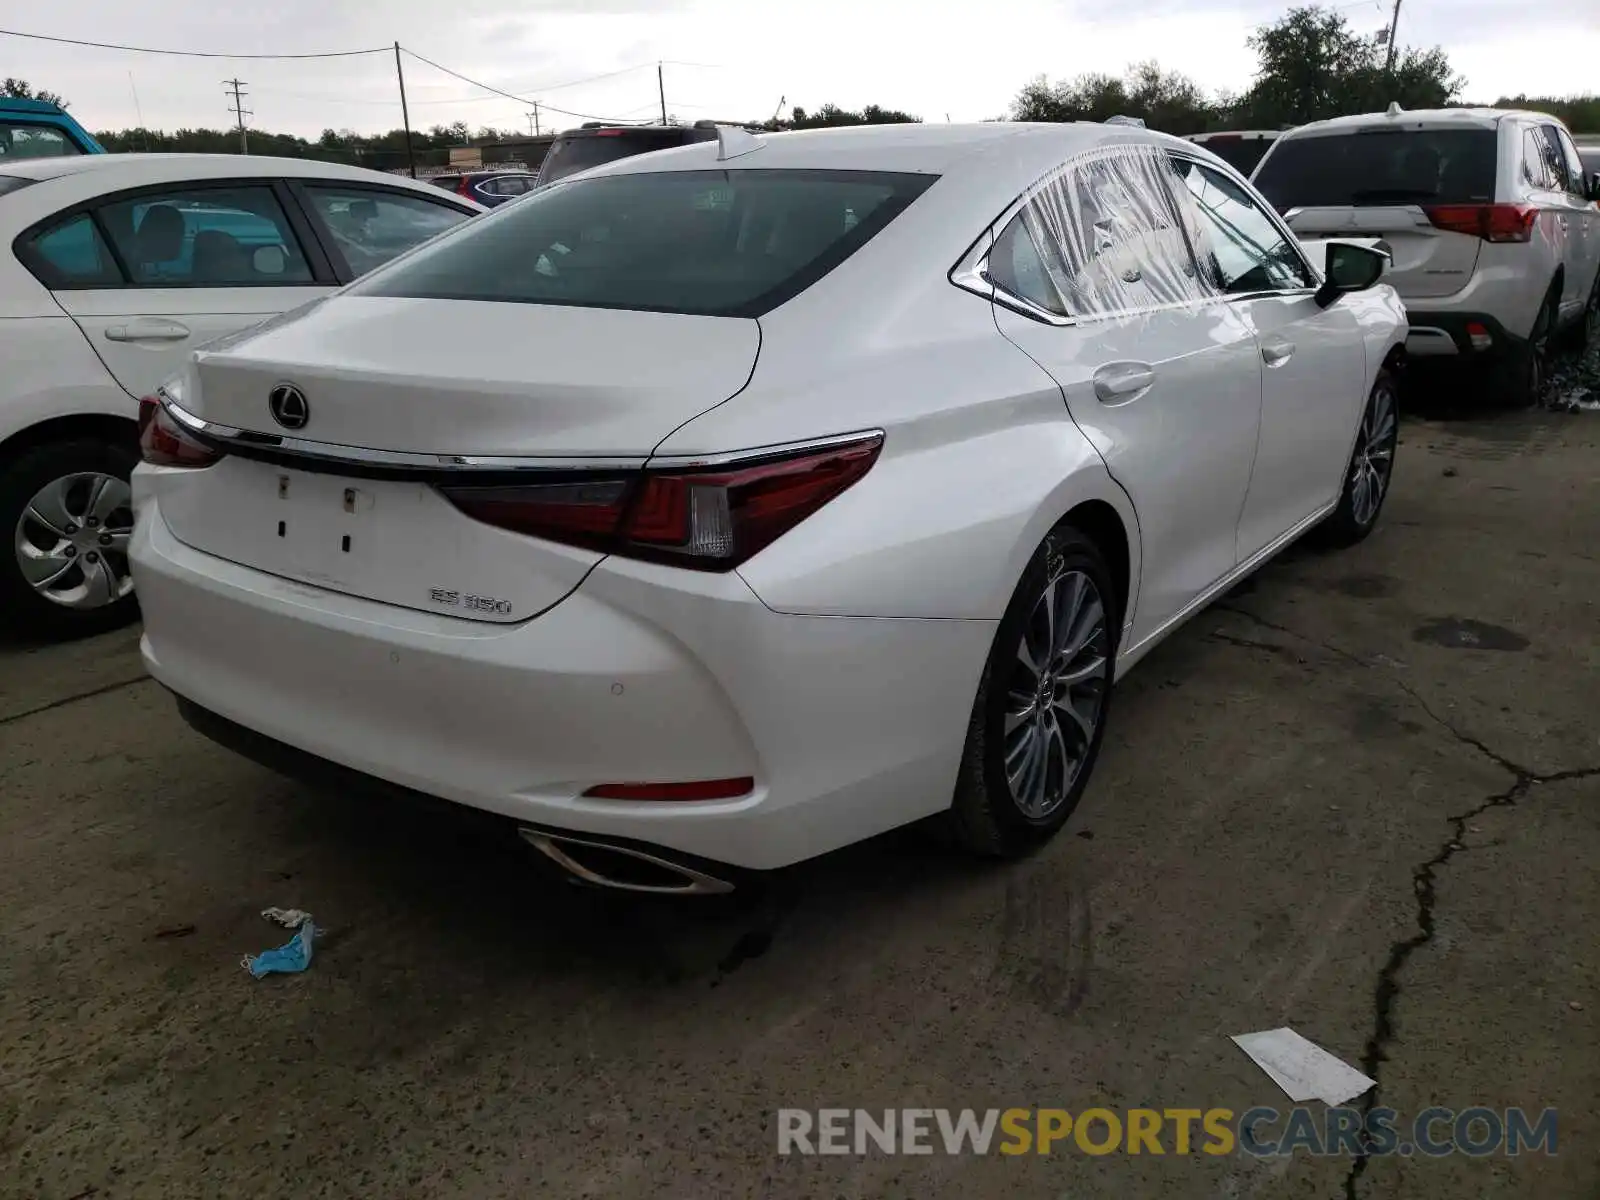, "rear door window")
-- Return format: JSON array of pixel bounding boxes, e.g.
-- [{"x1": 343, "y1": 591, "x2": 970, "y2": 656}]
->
[
  {"x1": 95, "y1": 185, "x2": 314, "y2": 286},
  {"x1": 299, "y1": 185, "x2": 472, "y2": 277},
  {"x1": 1523, "y1": 129, "x2": 1557, "y2": 189},
  {"x1": 1552, "y1": 128, "x2": 1588, "y2": 200},
  {"x1": 23, "y1": 212, "x2": 123, "y2": 287},
  {"x1": 351, "y1": 168, "x2": 935, "y2": 318},
  {"x1": 995, "y1": 145, "x2": 1208, "y2": 319},
  {"x1": 1252, "y1": 129, "x2": 1497, "y2": 210}
]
